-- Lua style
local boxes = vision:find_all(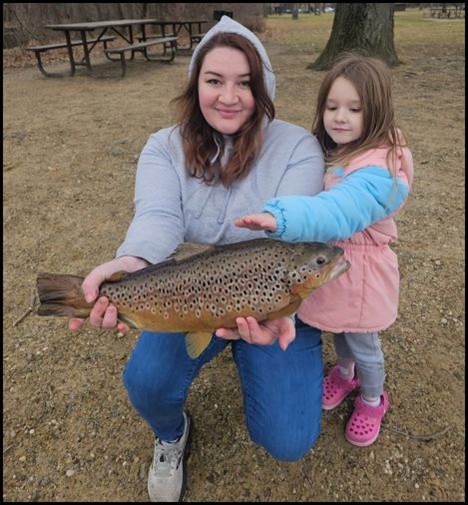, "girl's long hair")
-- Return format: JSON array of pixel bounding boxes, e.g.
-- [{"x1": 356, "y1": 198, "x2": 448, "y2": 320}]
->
[
  {"x1": 312, "y1": 53, "x2": 407, "y2": 176},
  {"x1": 171, "y1": 32, "x2": 275, "y2": 187}
]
